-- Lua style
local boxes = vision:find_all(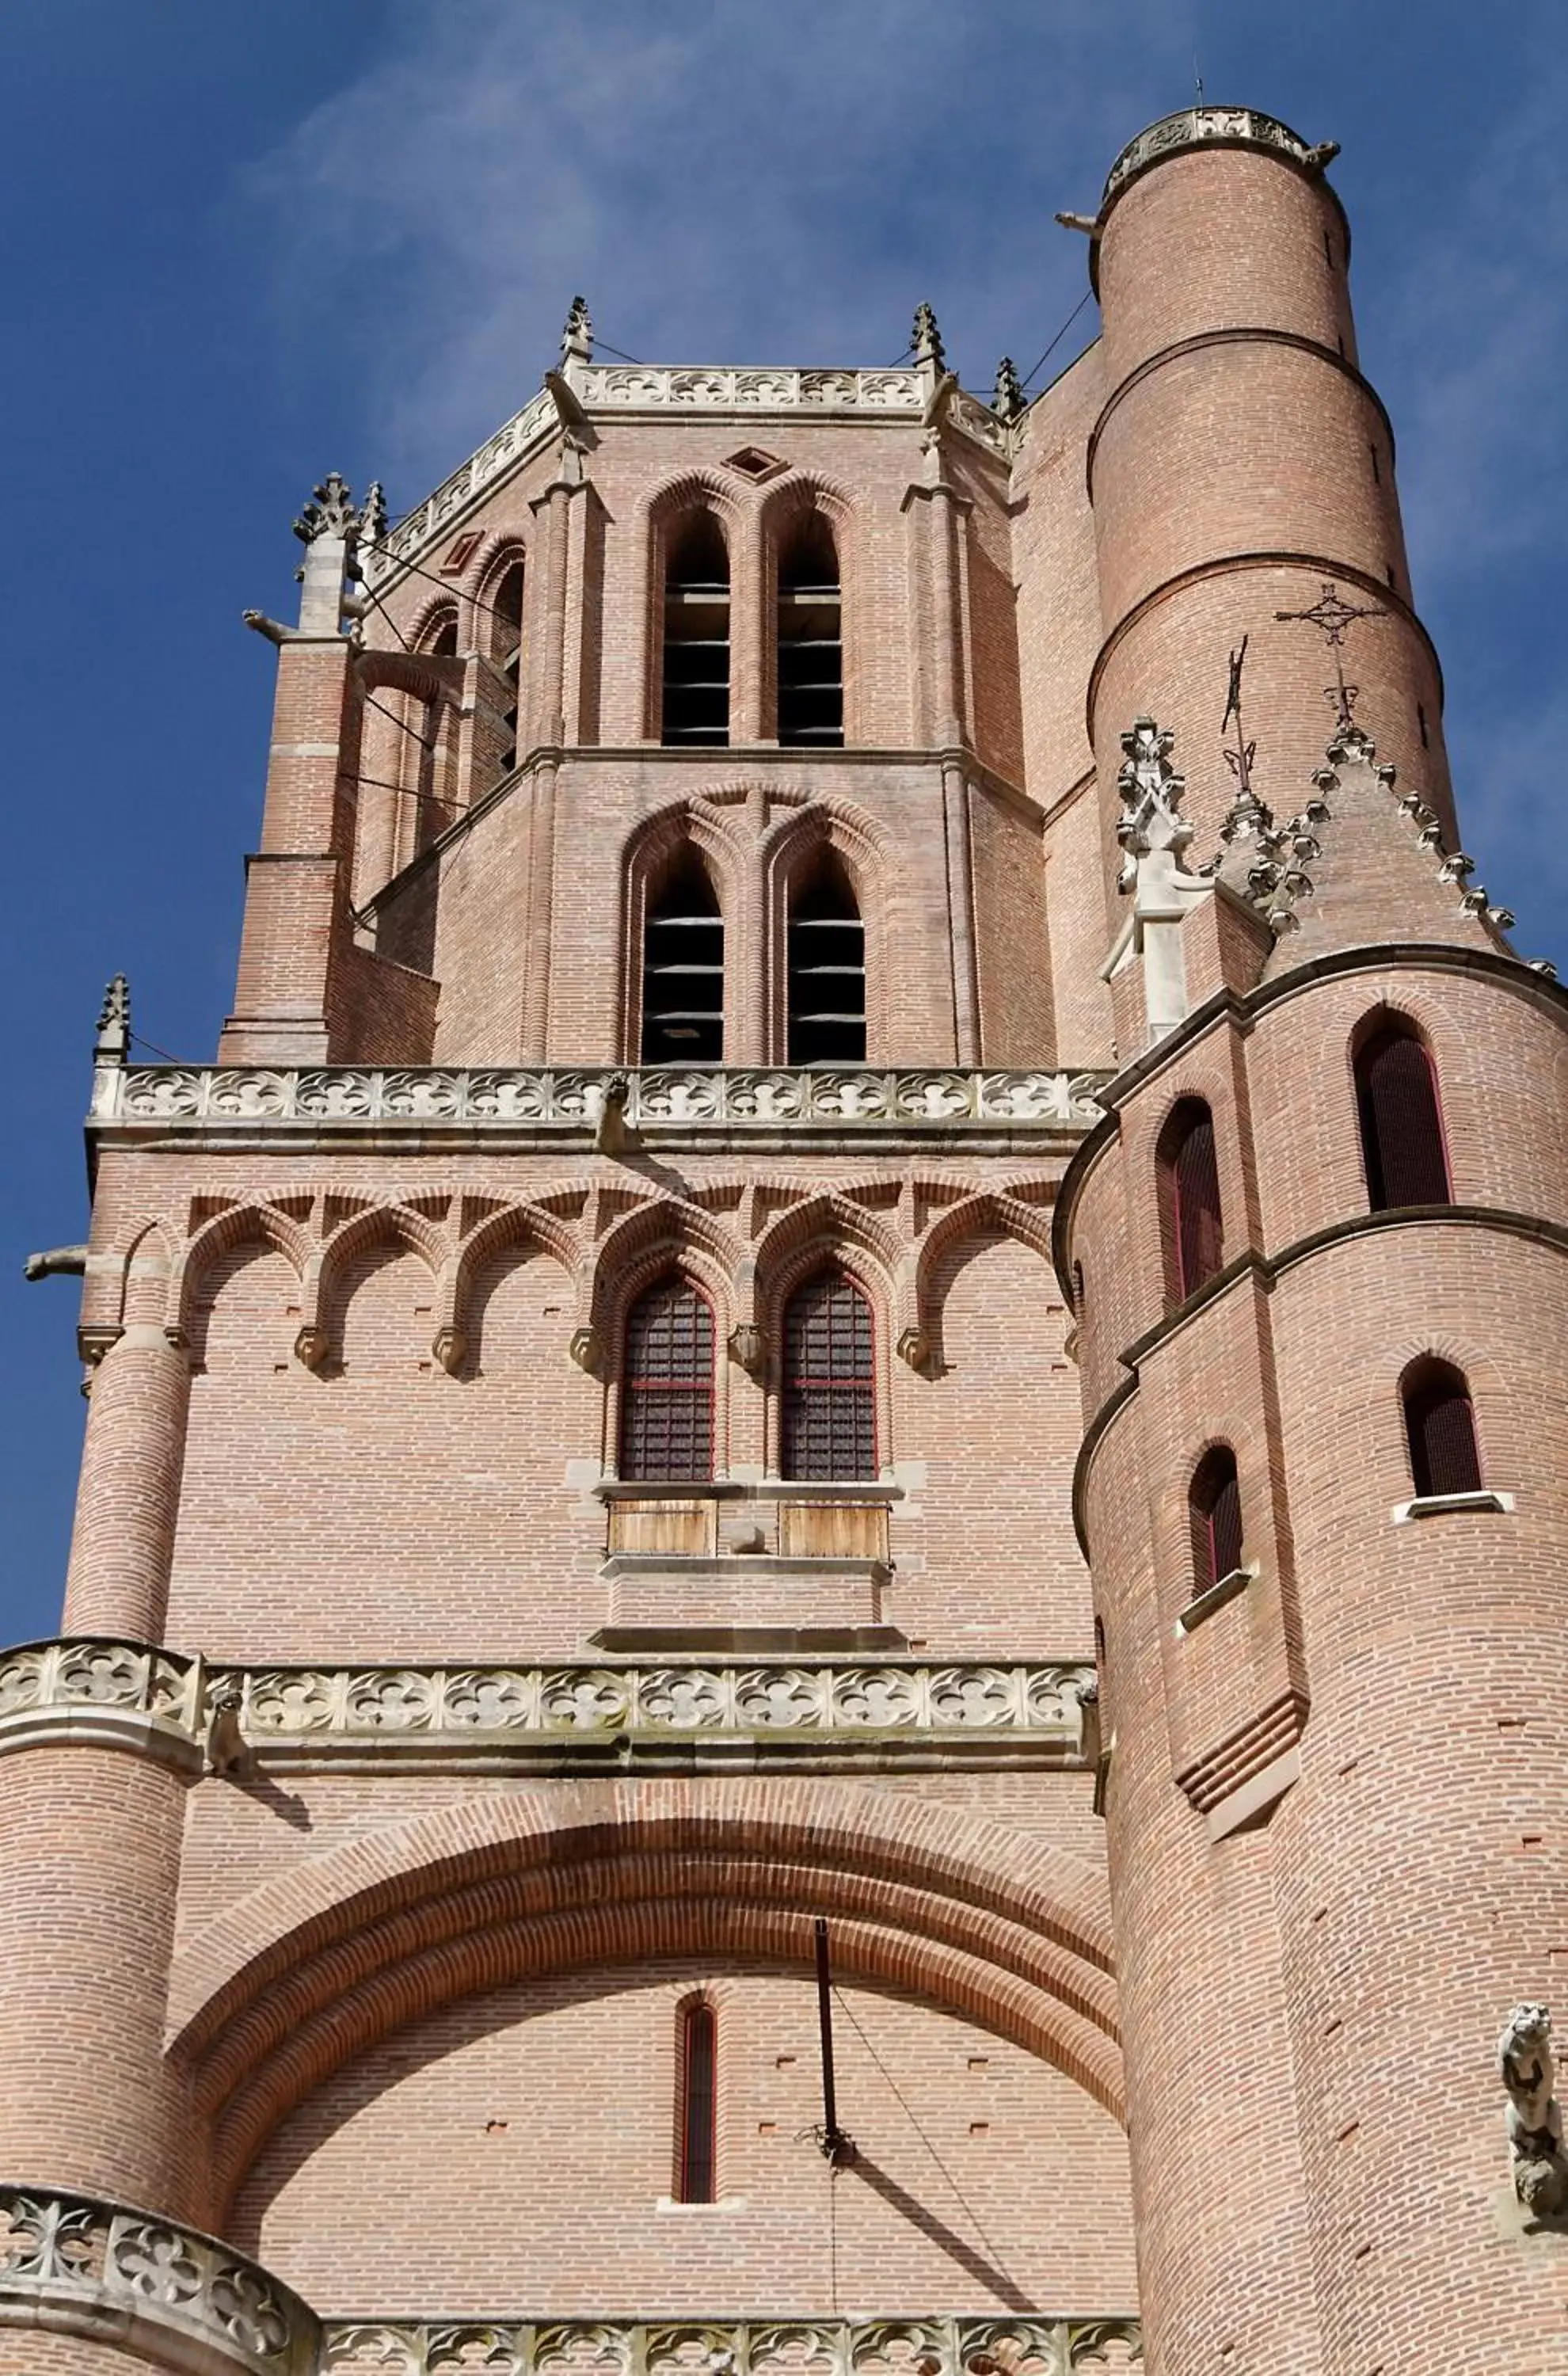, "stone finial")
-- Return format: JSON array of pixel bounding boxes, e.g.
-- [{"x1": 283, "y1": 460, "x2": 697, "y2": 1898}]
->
[
  {"x1": 992, "y1": 356, "x2": 1025, "y2": 422},
  {"x1": 292, "y1": 471, "x2": 361, "y2": 545},
  {"x1": 1116, "y1": 717, "x2": 1193, "y2": 890},
  {"x1": 358, "y1": 480, "x2": 389, "y2": 550},
  {"x1": 561, "y1": 295, "x2": 593, "y2": 365},
  {"x1": 1498, "y1": 2003, "x2": 1568, "y2": 2217},
  {"x1": 911, "y1": 302, "x2": 945, "y2": 371},
  {"x1": 95, "y1": 973, "x2": 130, "y2": 1066}
]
